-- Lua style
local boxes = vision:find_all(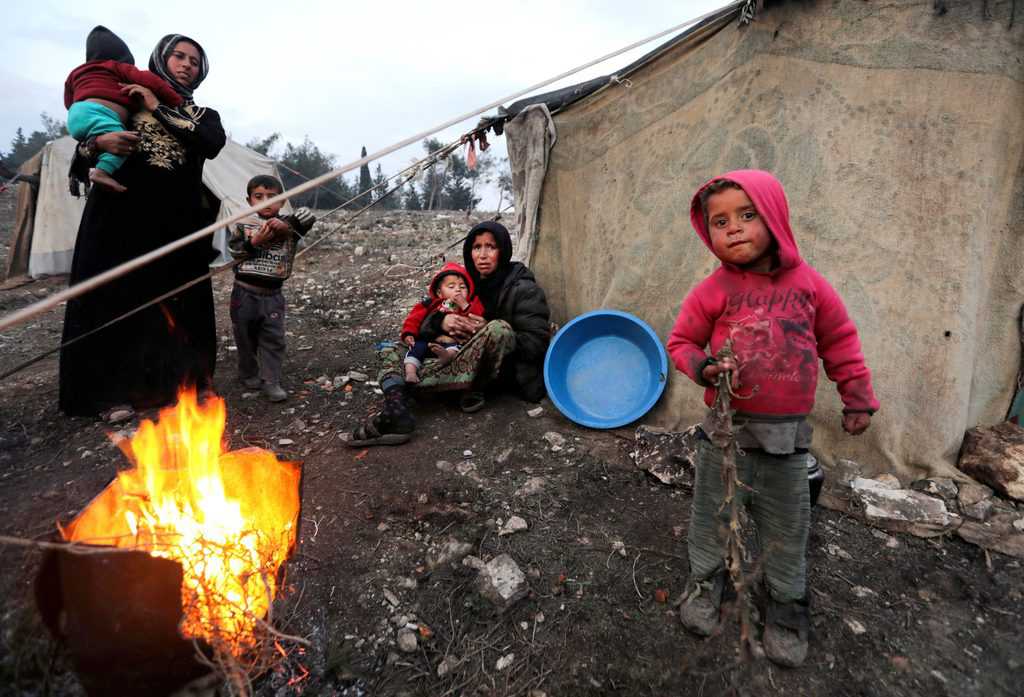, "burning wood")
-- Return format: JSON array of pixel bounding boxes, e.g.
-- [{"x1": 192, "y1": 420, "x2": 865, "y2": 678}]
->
[{"x1": 44, "y1": 389, "x2": 303, "y2": 694}]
